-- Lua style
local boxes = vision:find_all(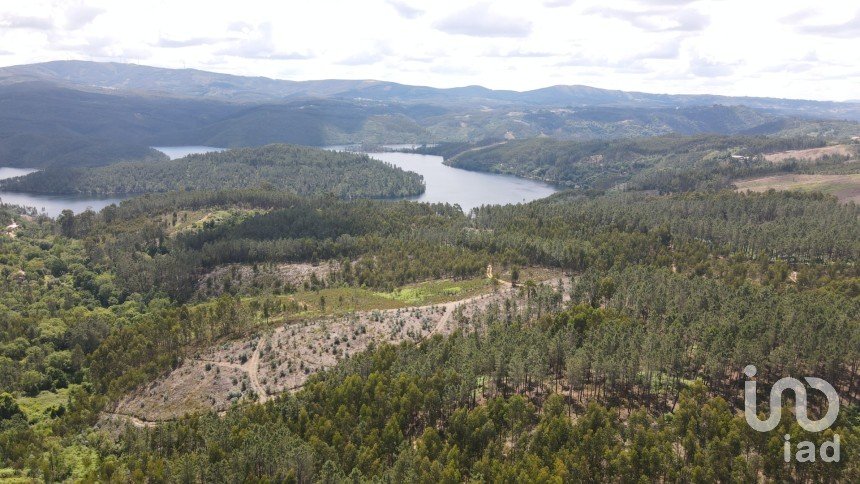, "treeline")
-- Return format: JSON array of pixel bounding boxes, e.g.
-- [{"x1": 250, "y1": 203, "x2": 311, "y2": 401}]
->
[
  {"x1": 0, "y1": 144, "x2": 425, "y2": 199},
  {"x1": 471, "y1": 190, "x2": 859, "y2": 264},
  {"x1": 445, "y1": 134, "x2": 835, "y2": 192},
  {"x1": 61, "y1": 189, "x2": 859, "y2": 304}
]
